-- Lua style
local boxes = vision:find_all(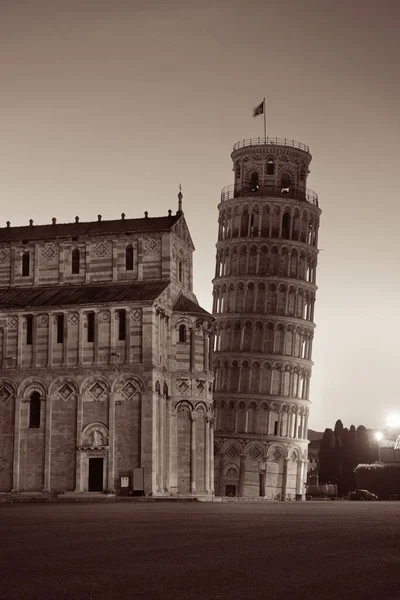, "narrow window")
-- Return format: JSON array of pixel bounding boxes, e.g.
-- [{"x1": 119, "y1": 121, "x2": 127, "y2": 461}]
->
[
  {"x1": 22, "y1": 252, "x2": 30, "y2": 277},
  {"x1": 29, "y1": 391, "x2": 41, "y2": 428},
  {"x1": 26, "y1": 316, "x2": 33, "y2": 345},
  {"x1": 118, "y1": 309, "x2": 126, "y2": 341},
  {"x1": 282, "y1": 213, "x2": 291, "y2": 239},
  {"x1": 125, "y1": 245, "x2": 134, "y2": 271},
  {"x1": 87, "y1": 312, "x2": 95, "y2": 343},
  {"x1": 250, "y1": 172, "x2": 259, "y2": 192},
  {"x1": 266, "y1": 159, "x2": 275, "y2": 175},
  {"x1": 274, "y1": 420, "x2": 278, "y2": 435},
  {"x1": 178, "y1": 260, "x2": 183, "y2": 283},
  {"x1": 281, "y1": 173, "x2": 291, "y2": 190},
  {"x1": 178, "y1": 324, "x2": 187, "y2": 343},
  {"x1": 57, "y1": 314, "x2": 64, "y2": 343},
  {"x1": 71, "y1": 248, "x2": 80, "y2": 274}
]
